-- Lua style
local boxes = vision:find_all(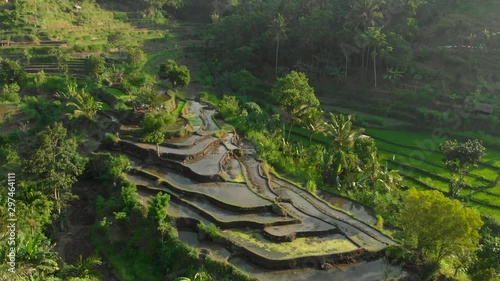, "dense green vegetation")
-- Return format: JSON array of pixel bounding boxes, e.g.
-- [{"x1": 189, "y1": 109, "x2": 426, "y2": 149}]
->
[{"x1": 1, "y1": 0, "x2": 499, "y2": 280}]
